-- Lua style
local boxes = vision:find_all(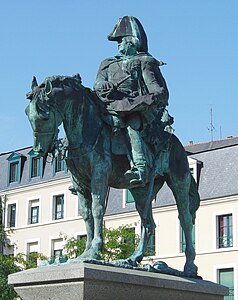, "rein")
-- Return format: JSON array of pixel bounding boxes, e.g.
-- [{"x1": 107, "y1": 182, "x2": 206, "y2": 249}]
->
[{"x1": 62, "y1": 124, "x2": 104, "y2": 159}]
